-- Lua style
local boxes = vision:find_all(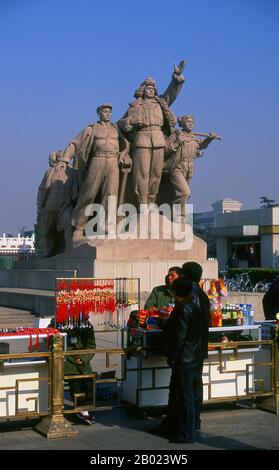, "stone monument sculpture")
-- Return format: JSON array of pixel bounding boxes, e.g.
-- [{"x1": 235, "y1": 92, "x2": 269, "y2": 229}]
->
[
  {"x1": 161, "y1": 115, "x2": 220, "y2": 219},
  {"x1": 62, "y1": 104, "x2": 130, "y2": 241},
  {"x1": 35, "y1": 60, "x2": 220, "y2": 266},
  {"x1": 0, "y1": 59, "x2": 219, "y2": 323},
  {"x1": 117, "y1": 60, "x2": 186, "y2": 210}
]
